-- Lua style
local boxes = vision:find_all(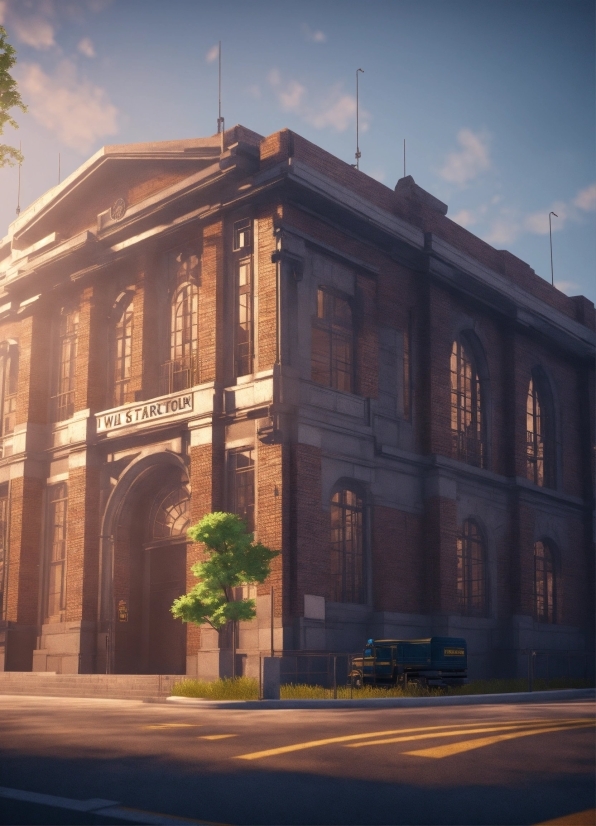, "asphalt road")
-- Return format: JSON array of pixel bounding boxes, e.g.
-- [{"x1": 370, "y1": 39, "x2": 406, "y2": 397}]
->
[{"x1": 0, "y1": 695, "x2": 594, "y2": 825}]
